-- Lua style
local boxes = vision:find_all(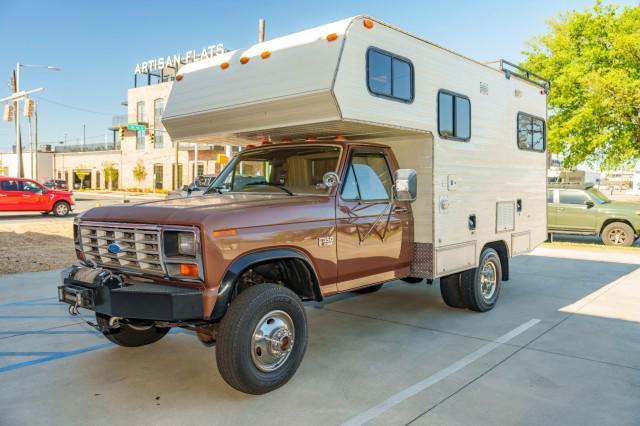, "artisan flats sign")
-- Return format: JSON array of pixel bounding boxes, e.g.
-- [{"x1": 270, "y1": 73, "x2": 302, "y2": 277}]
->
[{"x1": 134, "y1": 44, "x2": 226, "y2": 74}]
